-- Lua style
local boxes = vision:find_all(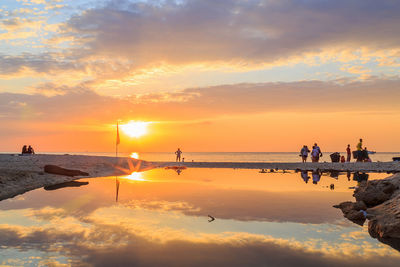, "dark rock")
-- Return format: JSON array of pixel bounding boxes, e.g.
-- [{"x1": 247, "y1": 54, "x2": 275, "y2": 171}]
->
[
  {"x1": 333, "y1": 201, "x2": 367, "y2": 226},
  {"x1": 366, "y1": 196, "x2": 400, "y2": 239},
  {"x1": 44, "y1": 165, "x2": 89, "y2": 177},
  {"x1": 354, "y1": 180, "x2": 397, "y2": 207},
  {"x1": 346, "y1": 210, "x2": 366, "y2": 226}
]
